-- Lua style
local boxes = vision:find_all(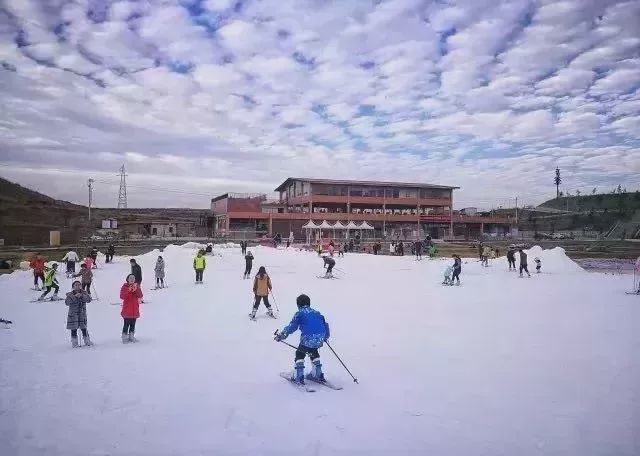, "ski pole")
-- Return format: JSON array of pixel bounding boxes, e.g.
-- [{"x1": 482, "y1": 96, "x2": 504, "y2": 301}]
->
[
  {"x1": 269, "y1": 291, "x2": 280, "y2": 313},
  {"x1": 91, "y1": 283, "x2": 100, "y2": 301},
  {"x1": 273, "y1": 330, "x2": 313, "y2": 353},
  {"x1": 325, "y1": 340, "x2": 359, "y2": 384}
]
